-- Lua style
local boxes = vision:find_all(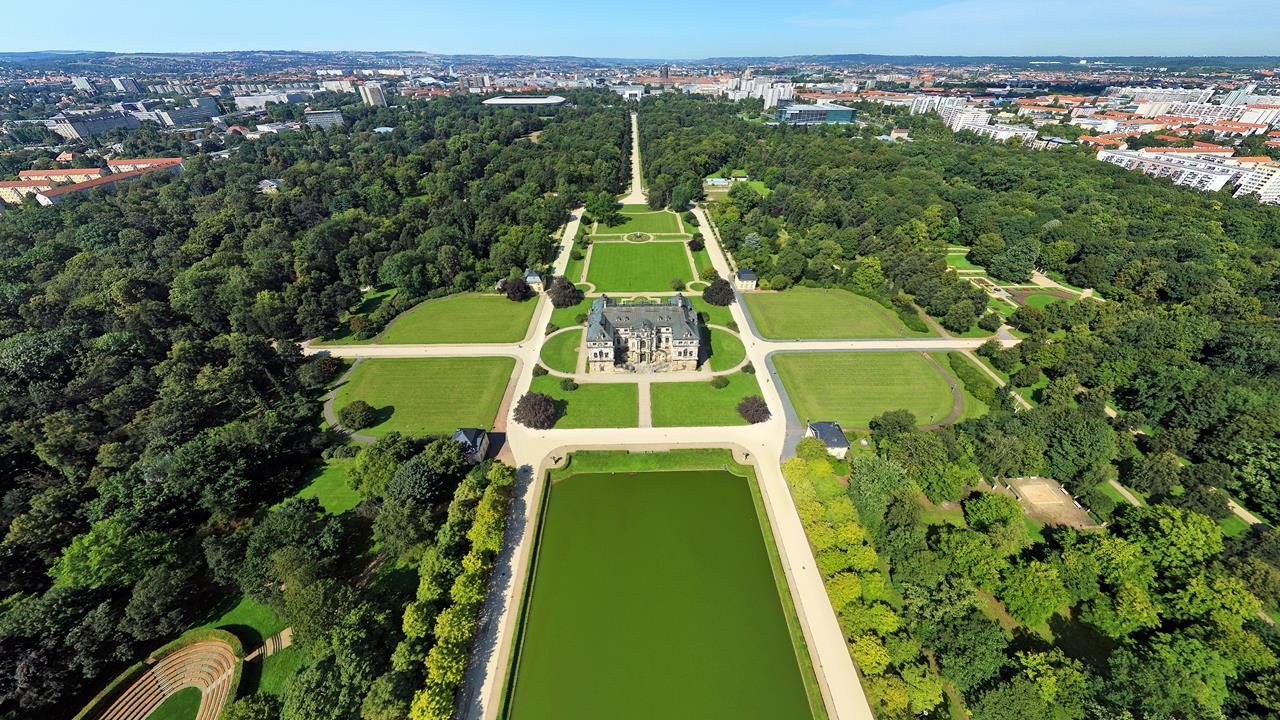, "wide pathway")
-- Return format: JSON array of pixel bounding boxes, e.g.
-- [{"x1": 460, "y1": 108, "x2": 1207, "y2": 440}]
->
[{"x1": 619, "y1": 111, "x2": 646, "y2": 205}]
